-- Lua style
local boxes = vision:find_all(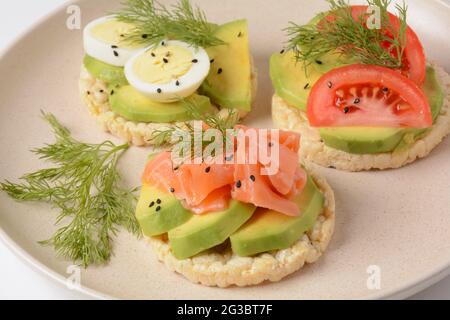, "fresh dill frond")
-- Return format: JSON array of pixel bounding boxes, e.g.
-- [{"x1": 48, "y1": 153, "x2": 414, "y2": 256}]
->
[
  {"x1": 0, "y1": 112, "x2": 140, "y2": 267},
  {"x1": 148, "y1": 101, "x2": 240, "y2": 162},
  {"x1": 115, "y1": 0, "x2": 225, "y2": 48},
  {"x1": 285, "y1": 0, "x2": 408, "y2": 69}
]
